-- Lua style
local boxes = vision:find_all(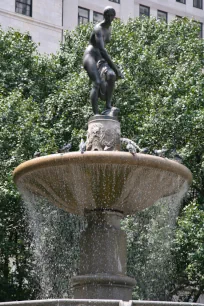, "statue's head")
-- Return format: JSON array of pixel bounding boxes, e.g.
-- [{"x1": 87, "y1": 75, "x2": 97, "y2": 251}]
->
[{"x1": 103, "y1": 6, "x2": 116, "y2": 22}]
